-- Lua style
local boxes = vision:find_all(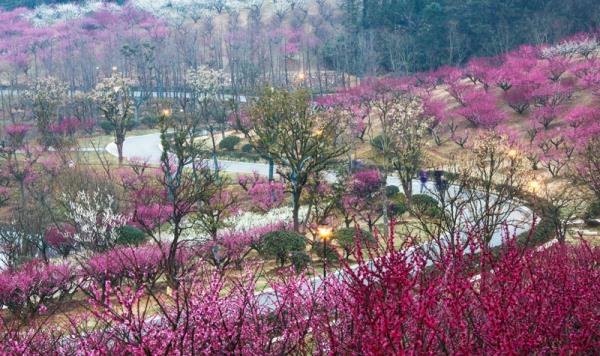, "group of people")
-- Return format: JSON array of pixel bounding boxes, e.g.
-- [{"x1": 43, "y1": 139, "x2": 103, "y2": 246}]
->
[{"x1": 419, "y1": 170, "x2": 448, "y2": 197}]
